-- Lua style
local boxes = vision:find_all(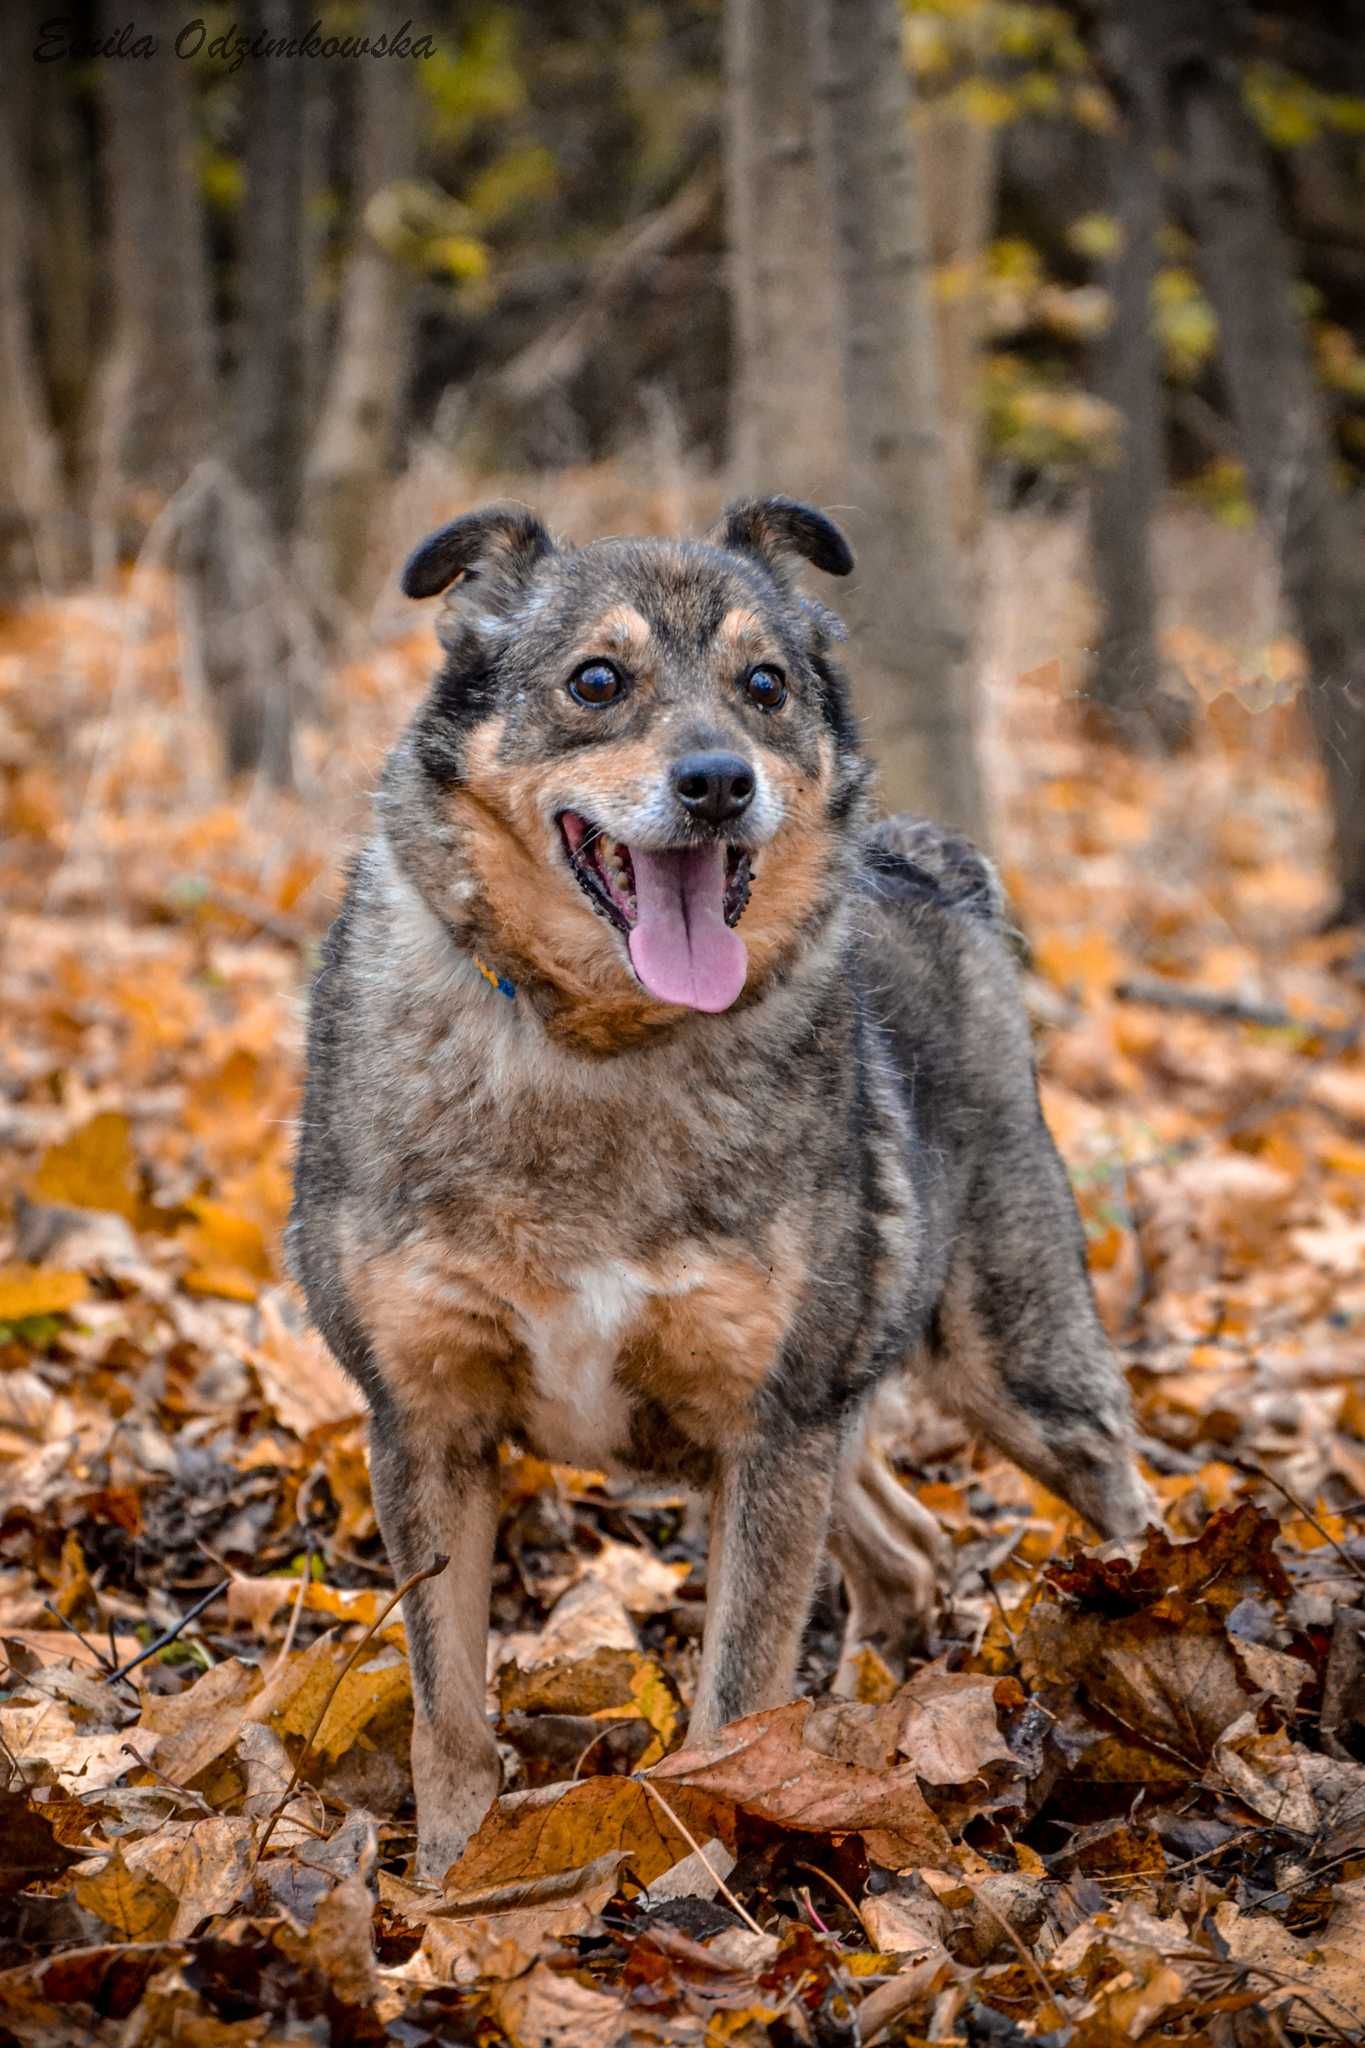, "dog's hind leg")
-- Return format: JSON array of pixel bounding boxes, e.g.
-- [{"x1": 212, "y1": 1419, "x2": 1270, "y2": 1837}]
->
[
  {"x1": 926, "y1": 1119, "x2": 1155, "y2": 1541},
  {"x1": 691, "y1": 1425, "x2": 840, "y2": 1739},
  {"x1": 828, "y1": 1383, "x2": 949, "y2": 1693},
  {"x1": 368, "y1": 1405, "x2": 502, "y2": 1885}
]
